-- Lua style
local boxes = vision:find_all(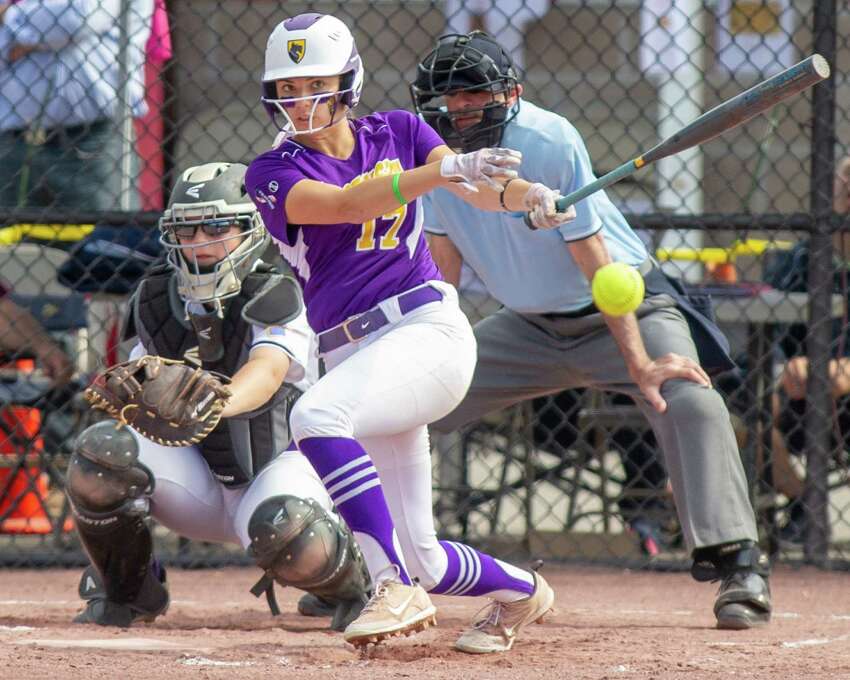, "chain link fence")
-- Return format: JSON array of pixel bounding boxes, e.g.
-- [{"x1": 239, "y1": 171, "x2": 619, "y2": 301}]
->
[{"x1": 0, "y1": 0, "x2": 848, "y2": 570}]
